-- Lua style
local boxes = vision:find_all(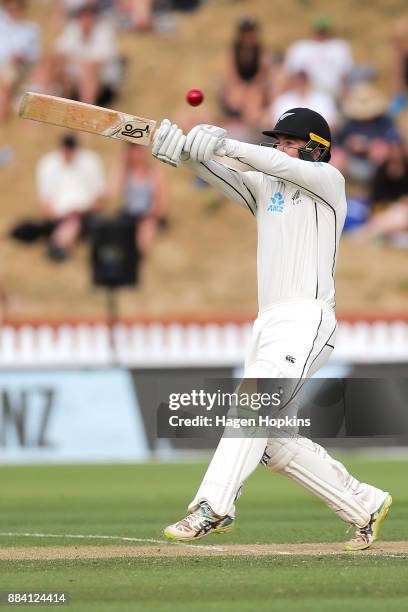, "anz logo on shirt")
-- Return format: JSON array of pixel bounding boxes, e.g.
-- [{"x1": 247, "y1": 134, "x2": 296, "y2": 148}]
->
[{"x1": 267, "y1": 191, "x2": 285, "y2": 213}]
